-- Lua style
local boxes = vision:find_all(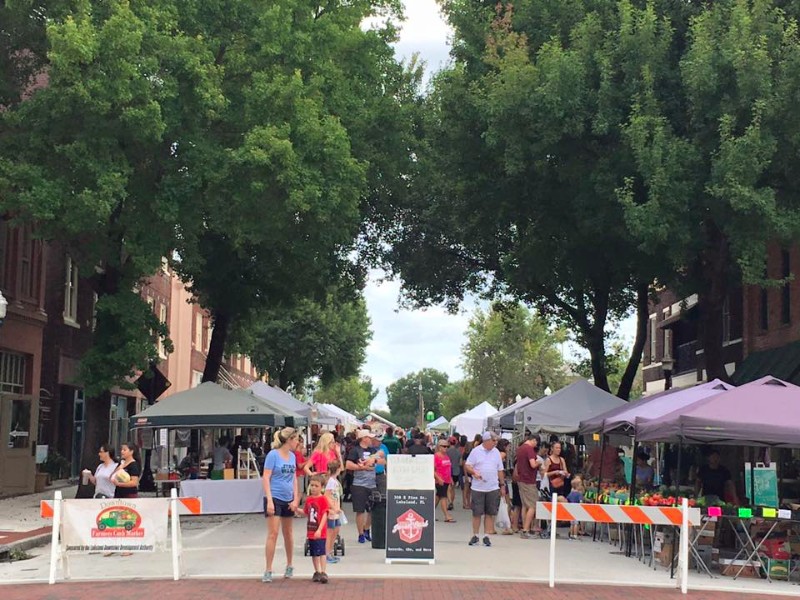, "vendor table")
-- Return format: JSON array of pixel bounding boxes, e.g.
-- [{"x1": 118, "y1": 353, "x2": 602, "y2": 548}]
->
[{"x1": 180, "y1": 478, "x2": 265, "y2": 514}]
